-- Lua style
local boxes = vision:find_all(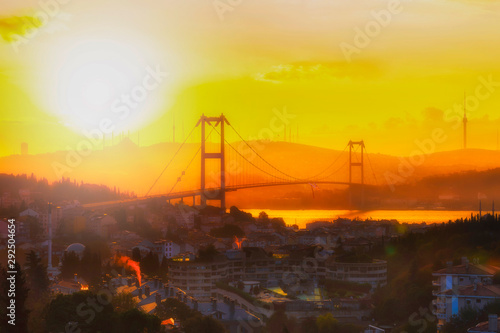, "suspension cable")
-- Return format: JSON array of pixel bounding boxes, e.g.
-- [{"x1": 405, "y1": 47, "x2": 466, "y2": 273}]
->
[
  {"x1": 227, "y1": 123, "x2": 309, "y2": 181},
  {"x1": 145, "y1": 124, "x2": 198, "y2": 196},
  {"x1": 208, "y1": 123, "x2": 292, "y2": 182}
]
